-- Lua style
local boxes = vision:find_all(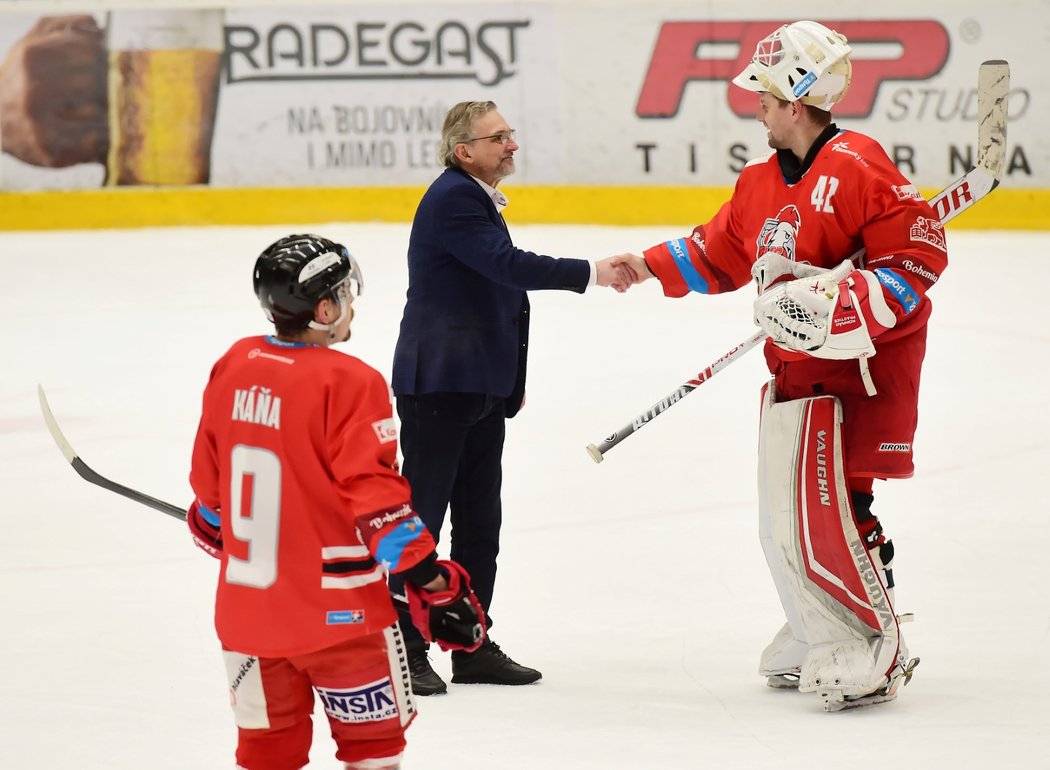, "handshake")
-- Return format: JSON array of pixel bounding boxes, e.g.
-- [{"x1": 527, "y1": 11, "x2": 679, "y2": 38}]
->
[{"x1": 595, "y1": 253, "x2": 654, "y2": 293}]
